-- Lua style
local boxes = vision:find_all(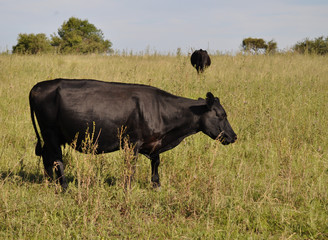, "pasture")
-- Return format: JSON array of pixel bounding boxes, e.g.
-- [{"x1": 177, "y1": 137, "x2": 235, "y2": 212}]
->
[{"x1": 0, "y1": 53, "x2": 327, "y2": 239}]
